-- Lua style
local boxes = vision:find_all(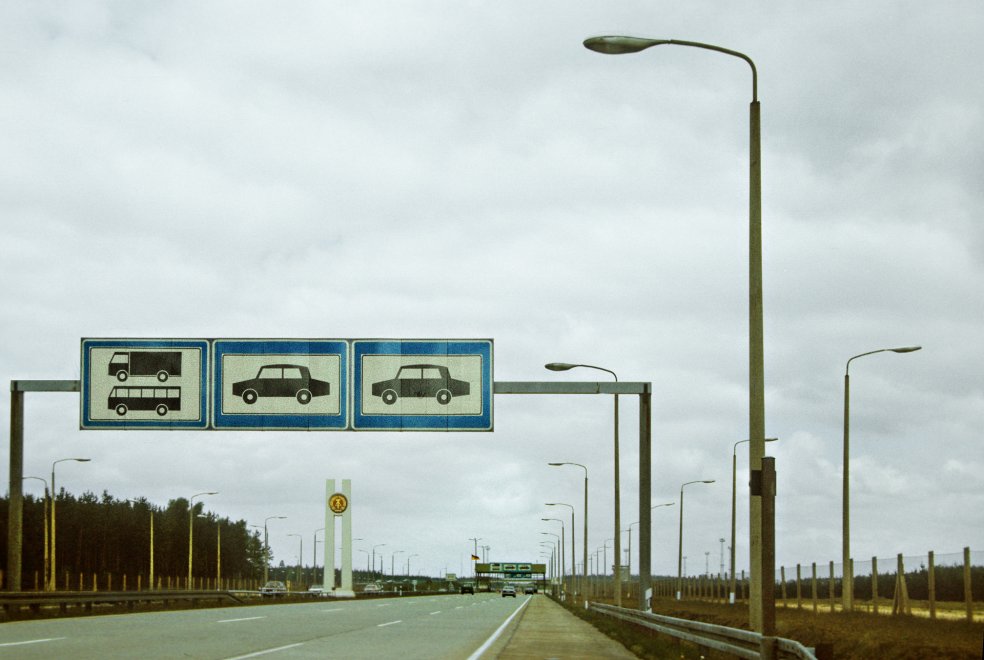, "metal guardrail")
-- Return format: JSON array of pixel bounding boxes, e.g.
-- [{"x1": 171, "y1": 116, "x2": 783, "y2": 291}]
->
[
  {"x1": 588, "y1": 602, "x2": 819, "y2": 660},
  {"x1": 0, "y1": 590, "x2": 244, "y2": 618}
]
